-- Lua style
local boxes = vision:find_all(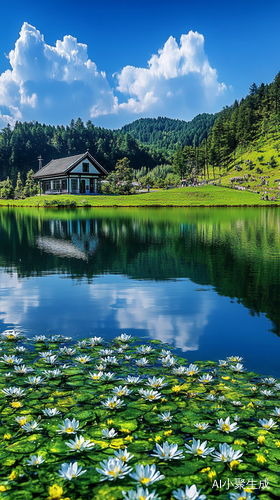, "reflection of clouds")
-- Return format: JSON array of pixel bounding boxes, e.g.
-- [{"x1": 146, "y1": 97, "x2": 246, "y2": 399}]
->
[
  {"x1": 89, "y1": 283, "x2": 215, "y2": 352},
  {"x1": 0, "y1": 272, "x2": 39, "y2": 325}
]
